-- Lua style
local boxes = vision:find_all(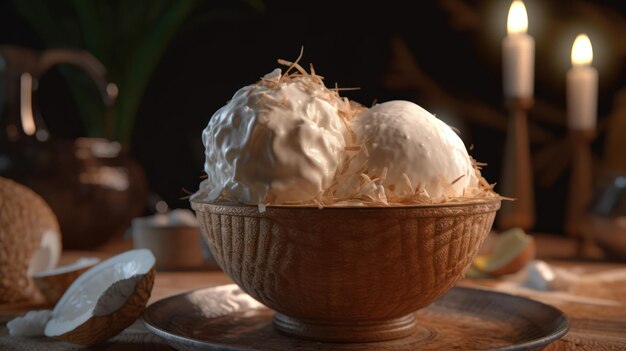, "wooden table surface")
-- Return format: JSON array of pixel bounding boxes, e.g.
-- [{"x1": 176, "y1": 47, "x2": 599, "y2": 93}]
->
[{"x1": 1, "y1": 234, "x2": 625, "y2": 350}]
